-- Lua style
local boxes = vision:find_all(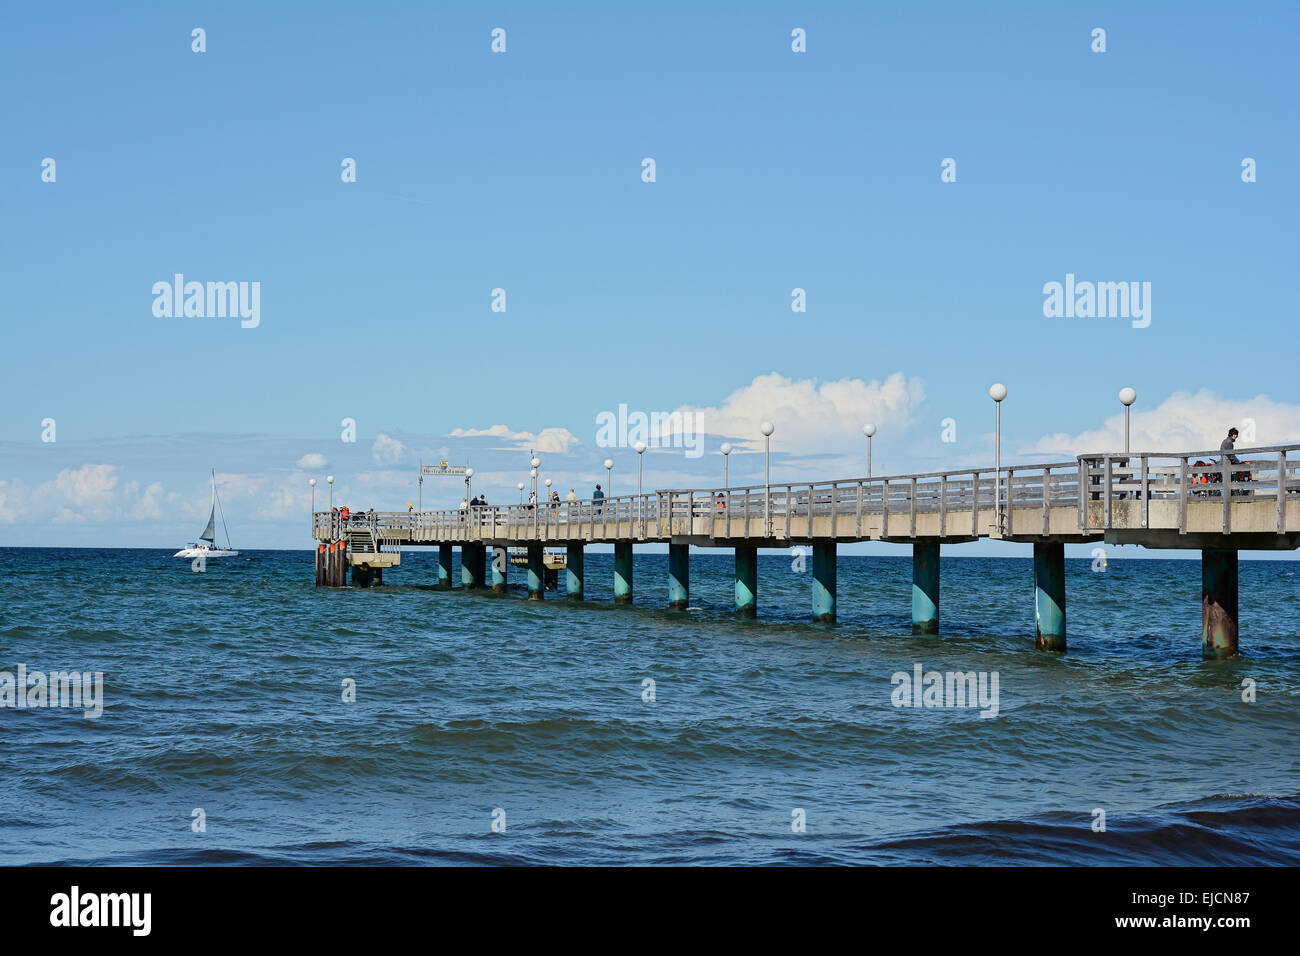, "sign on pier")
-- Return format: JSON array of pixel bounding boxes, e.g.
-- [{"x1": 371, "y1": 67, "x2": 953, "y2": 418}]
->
[{"x1": 420, "y1": 461, "x2": 467, "y2": 476}]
